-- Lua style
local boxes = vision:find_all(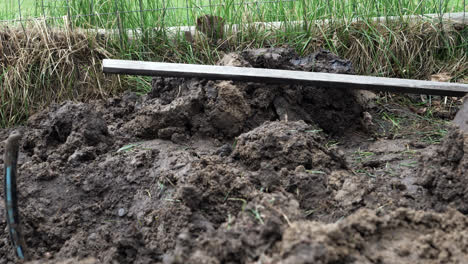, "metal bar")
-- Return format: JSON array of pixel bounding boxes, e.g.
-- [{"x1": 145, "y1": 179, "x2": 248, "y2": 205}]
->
[
  {"x1": 138, "y1": 0, "x2": 145, "y2": 31},
  {"x1": 41, "y1": 0, "x2": 46, "y2": 17},
  {"x1": 113, "y1": 0, "x2": 124, "y2": 48},
  {"x1": 17, "y1": 0, "x2": 26, "y2": 34},
  {"x1": 419, "y1": 0, "x2": 424, "y2": 17},
  {"x1": 464, "y1": 0, "x2": 466, "y2": 24},
  {"x1": 373, "y1": 0, "x2": 380, "y2": 22},
  {"x1": 90, "y1": 0, "x2": 95, "y2": 26},
  {"x1": 161, "y1": 0, "x2": 166, "y2": 28},
  {"x1": 102, "y1": 59, "x2": 468, "y2": 96},
  {"x1": 65, "y1": 0, "x2": 73, "y2": 30},
  {"x1": 41, "y1": 0, "x2": 50, "y2": 28},
  {"x1": 300, "y1": 0, "x2": 307, "y2": 31},
  {"x1": 326, "y1": 0, "x2": 333, "y2": 23},
  {"x1": 185, "y1": 0, "x2": 191, "y2": 26}
]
